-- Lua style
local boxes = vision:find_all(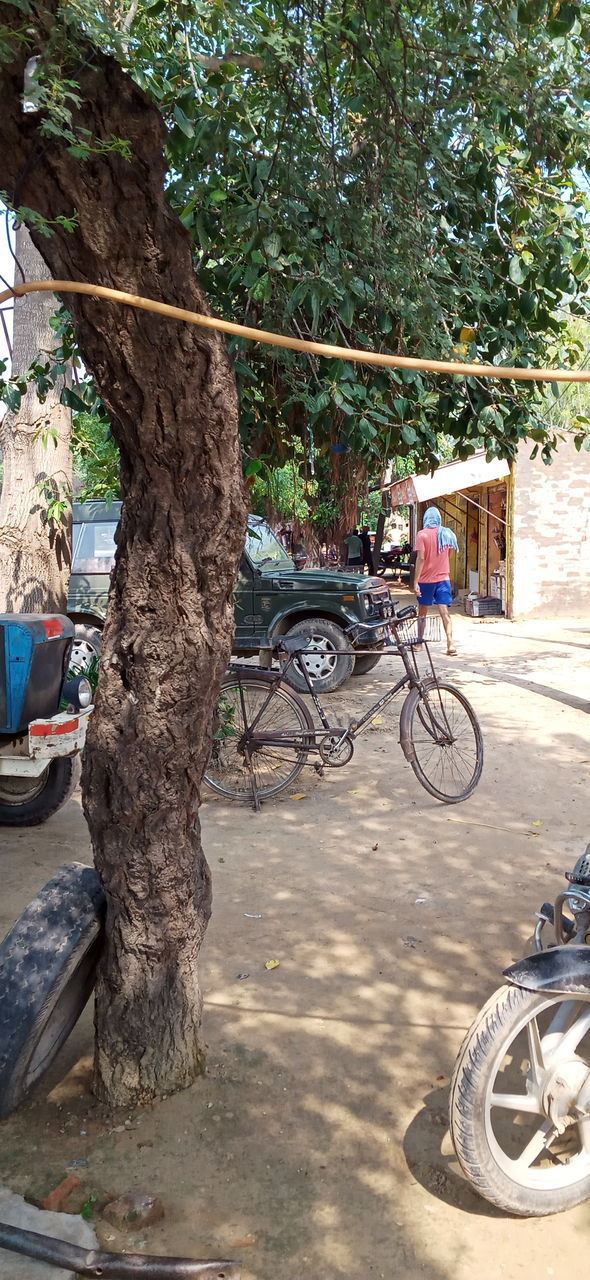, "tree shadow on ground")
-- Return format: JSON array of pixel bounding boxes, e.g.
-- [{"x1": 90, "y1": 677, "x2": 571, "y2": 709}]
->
[{"x1": 1, "y1": 660, "x2": 590, "y2": 1279}]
